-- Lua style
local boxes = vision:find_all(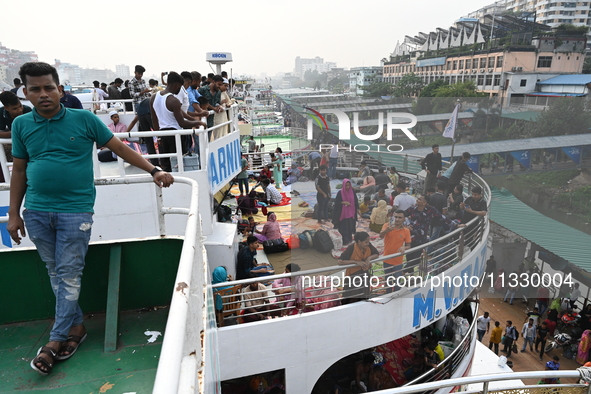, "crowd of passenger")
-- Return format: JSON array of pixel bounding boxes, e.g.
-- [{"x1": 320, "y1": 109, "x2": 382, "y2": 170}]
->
[
  {"x1": 1, "y1": 66, "x2": 245, "y2": 178},
  {"x1": 212, "y1": 144, "x2": 488, "y2": 326}
]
